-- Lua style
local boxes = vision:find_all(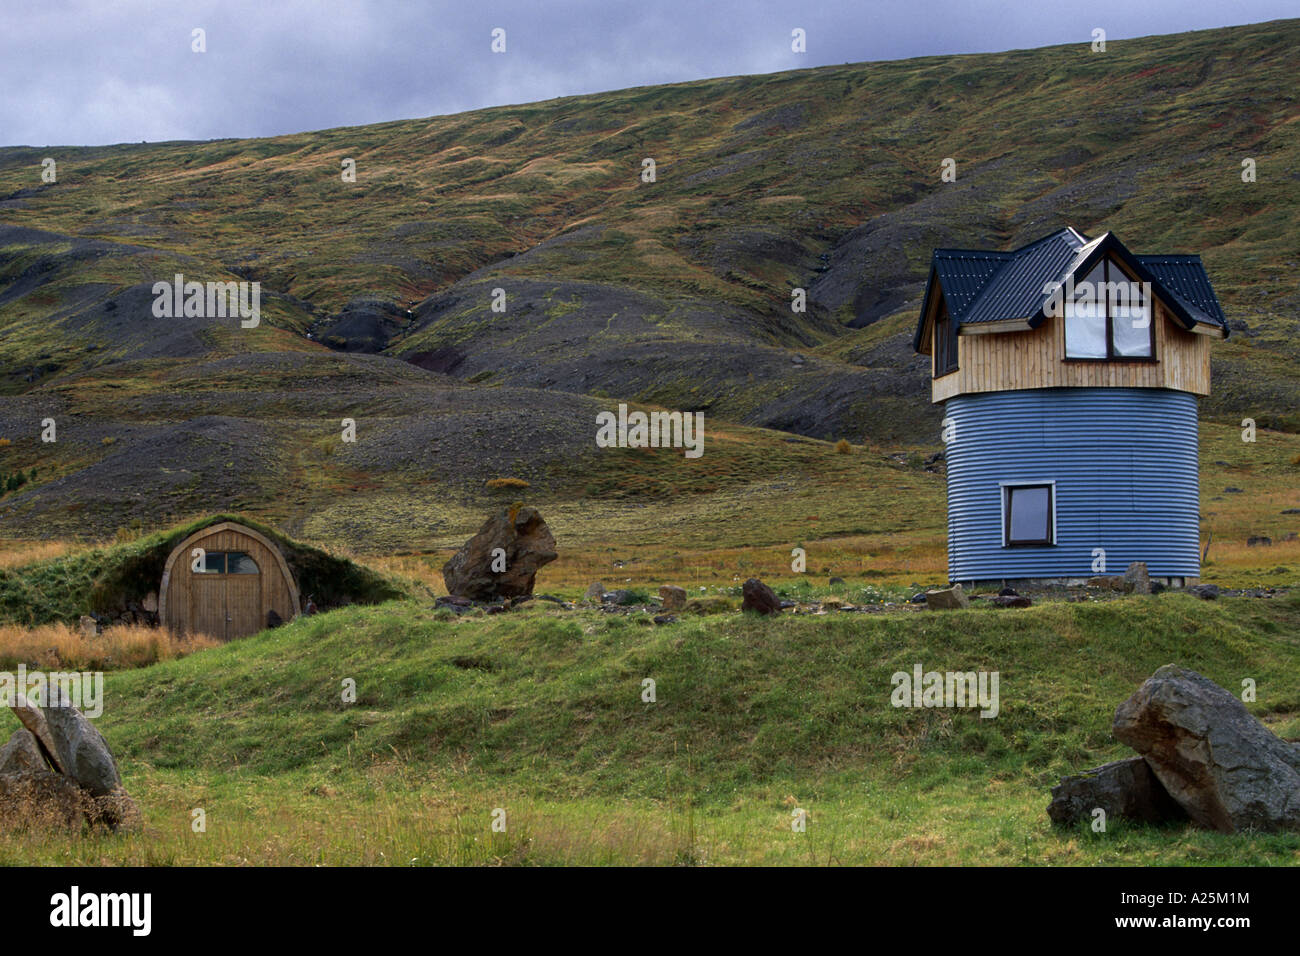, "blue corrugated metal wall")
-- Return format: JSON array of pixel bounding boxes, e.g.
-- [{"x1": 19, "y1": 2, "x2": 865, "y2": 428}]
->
[{"x1": 944, "y1": 388, "x2": 1200, "y2": 582}]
